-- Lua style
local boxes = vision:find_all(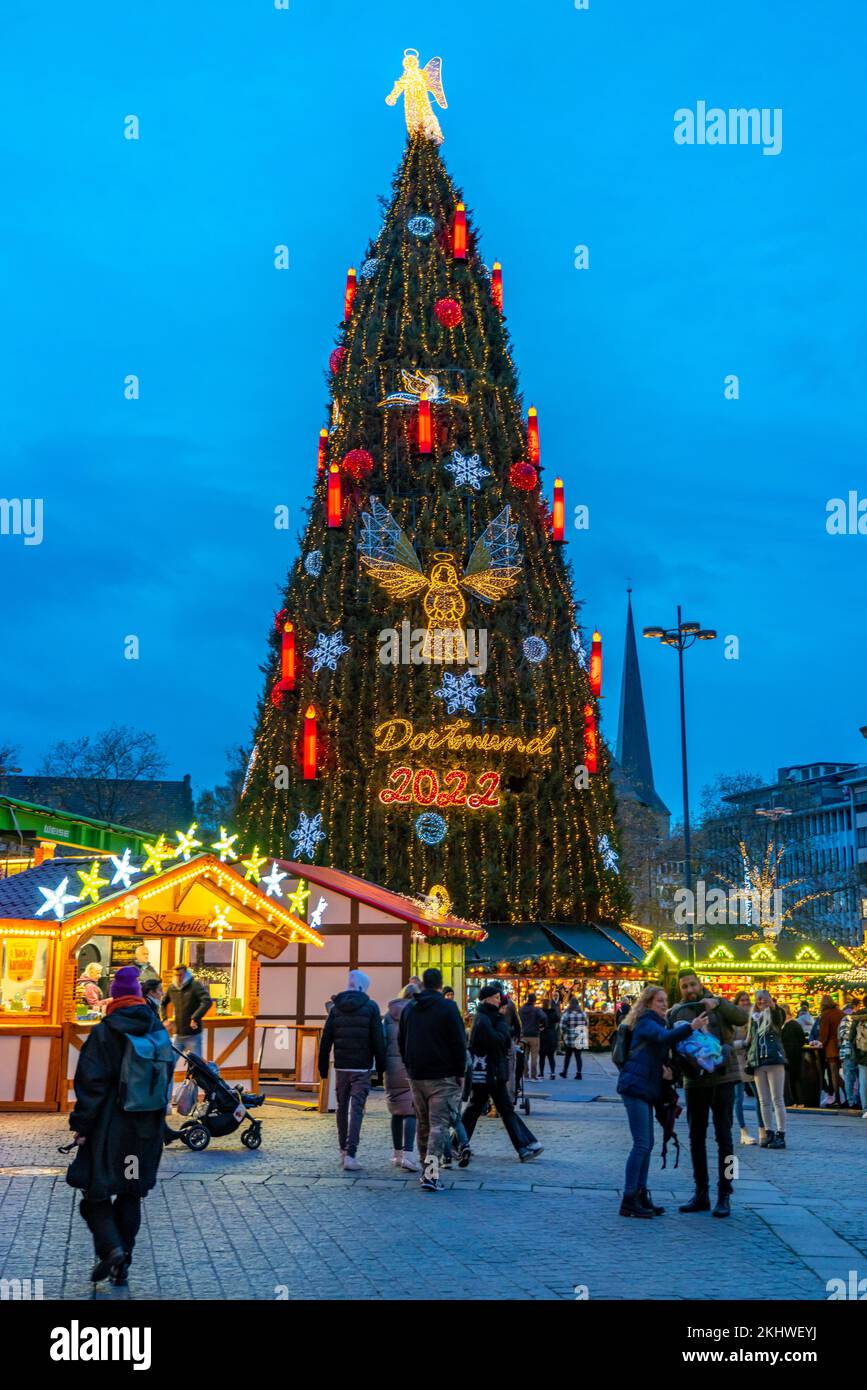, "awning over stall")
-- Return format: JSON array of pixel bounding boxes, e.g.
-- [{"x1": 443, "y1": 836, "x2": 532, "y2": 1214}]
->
[{"x1": 468, "y1": 922, "x2": 647, "y2": 971}]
